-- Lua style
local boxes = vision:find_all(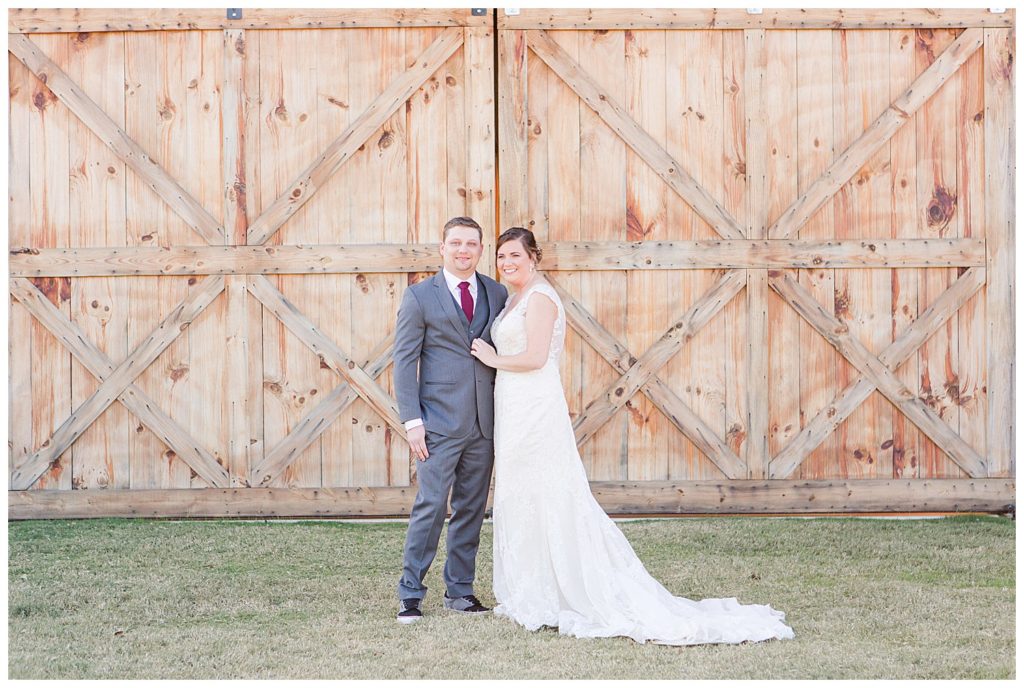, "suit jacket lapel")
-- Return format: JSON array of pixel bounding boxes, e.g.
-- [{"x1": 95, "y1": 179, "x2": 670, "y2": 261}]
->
[
  {"x1": 432, "y1": 271, "x2": 471, "y2": 346},
  {"x1": 480, "y1": 274, "x2": 504, "y2": 335}
]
